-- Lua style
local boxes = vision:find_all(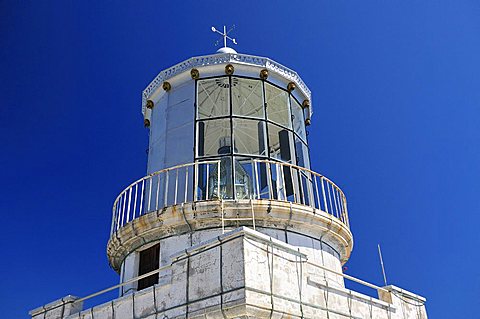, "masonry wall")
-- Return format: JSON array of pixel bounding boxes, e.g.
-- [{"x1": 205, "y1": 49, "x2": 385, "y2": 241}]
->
[
  {"x1": 119, "y1": 227, "x2": 345, "y2": 294},
  {"x1": 31, "y1": 228, "x2": 427, "y2": 319}
]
